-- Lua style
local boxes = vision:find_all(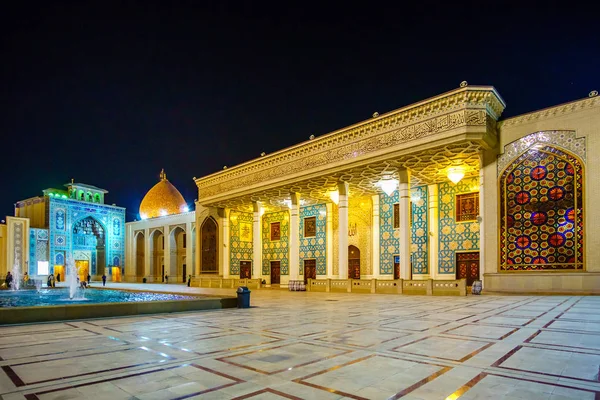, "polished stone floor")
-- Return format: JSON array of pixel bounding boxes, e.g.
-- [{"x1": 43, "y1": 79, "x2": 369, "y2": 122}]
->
[{"x1": 1, "y1": 284, "x2": 600, "y2": 399}]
